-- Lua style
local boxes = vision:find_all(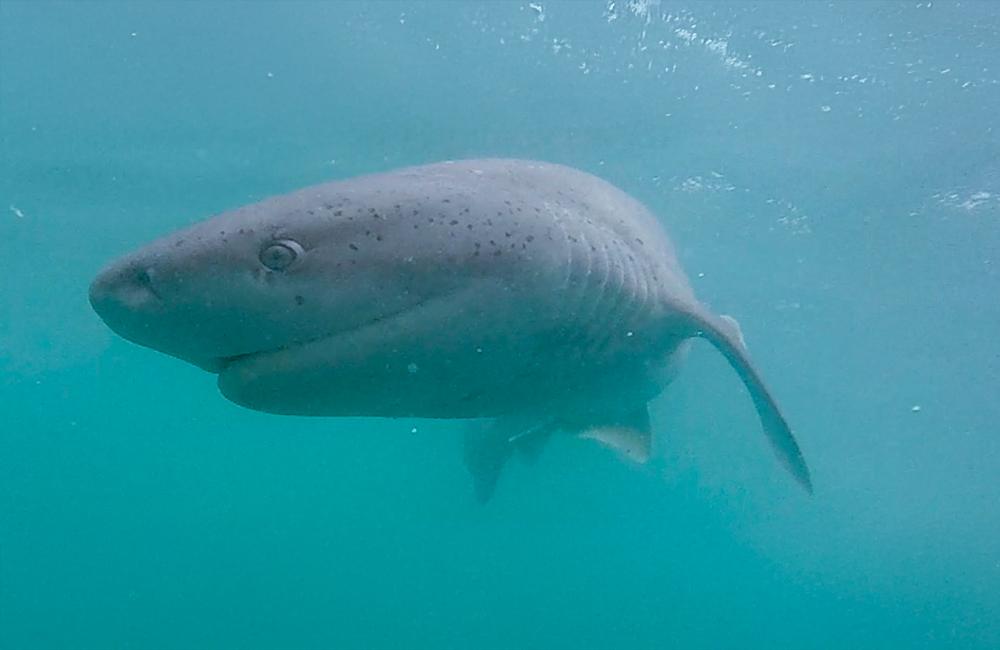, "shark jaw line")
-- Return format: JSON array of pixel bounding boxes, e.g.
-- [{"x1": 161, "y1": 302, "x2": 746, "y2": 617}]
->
[
  {"x1": 208, "y1": 297, "x2": 435, "y2": 375},
  {"x1": 211, "y1": 282, "x2": 486, "y2": 379}
]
